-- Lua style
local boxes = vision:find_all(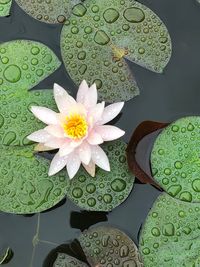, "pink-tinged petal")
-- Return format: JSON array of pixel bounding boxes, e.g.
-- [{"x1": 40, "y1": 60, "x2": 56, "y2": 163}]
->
[
  {"x1": 34, "y1": 143, "x2": 55, "y2": 152},
  {"x1": 66, "y1": 152, "x2": 81, "y2": 179},
  {"x1": 54, "y1": 83, "x2": 76, "y2": 114},
  {"x1": 95, "y1": 125, "x2": 125, "y2": 141},
  {"x1": 88, "y1": 102, "x2": 105, "y2": 125},
  {"x1": 45, "y1": 137, "x2": 66, "y2": 148},
  {"x1": 87, "y1": 131, "x2": 103, "y2": 145},
  {"x1": 70, "y1": 139, "x2": 83, "y2": 147},
  {"x1": 78, "y1": 142, "x2": 91, "y2": 165},
  {"x1": 84, "y1": 83, "x2": 98, "y2": 108},
  {"x1": 59, "y1": 143, "x2": 75, "y2": 157},
  {"x1": 83, "y1": 160, "x2": 96, "y2": 177},
  {"x1": 91, "y1": 145, "x2": 110, "y2": 171},
  {"x1": 100, "y1": 102, "x2": 124, "y2": 125},
  {"x1": 76, "y1": 80, "x2": 89, "y2": 104},
  {"x1": 27, "y1": 129, "x2": 51, "y2": 143},
  {"x1": 48, "y1": 152, "x2": 68, "y2": 176},
  {"x1": 45, "y1": 125, "x2": 64, "y2": 138},
  {"x1": 31, "y1": 106, "x2": 58, "y2": 125}
]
